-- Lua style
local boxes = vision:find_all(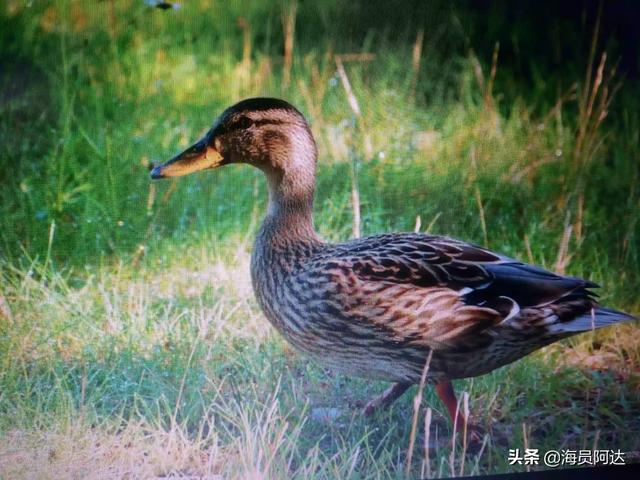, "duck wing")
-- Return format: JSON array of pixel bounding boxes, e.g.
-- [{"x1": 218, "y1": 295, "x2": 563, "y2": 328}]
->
[
  {"x1": 335, "y1": 233, "x2": 596, "y2": 305},
  {"x1": 316, "y1": 233, "x2": 621, "y2": 350}
]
